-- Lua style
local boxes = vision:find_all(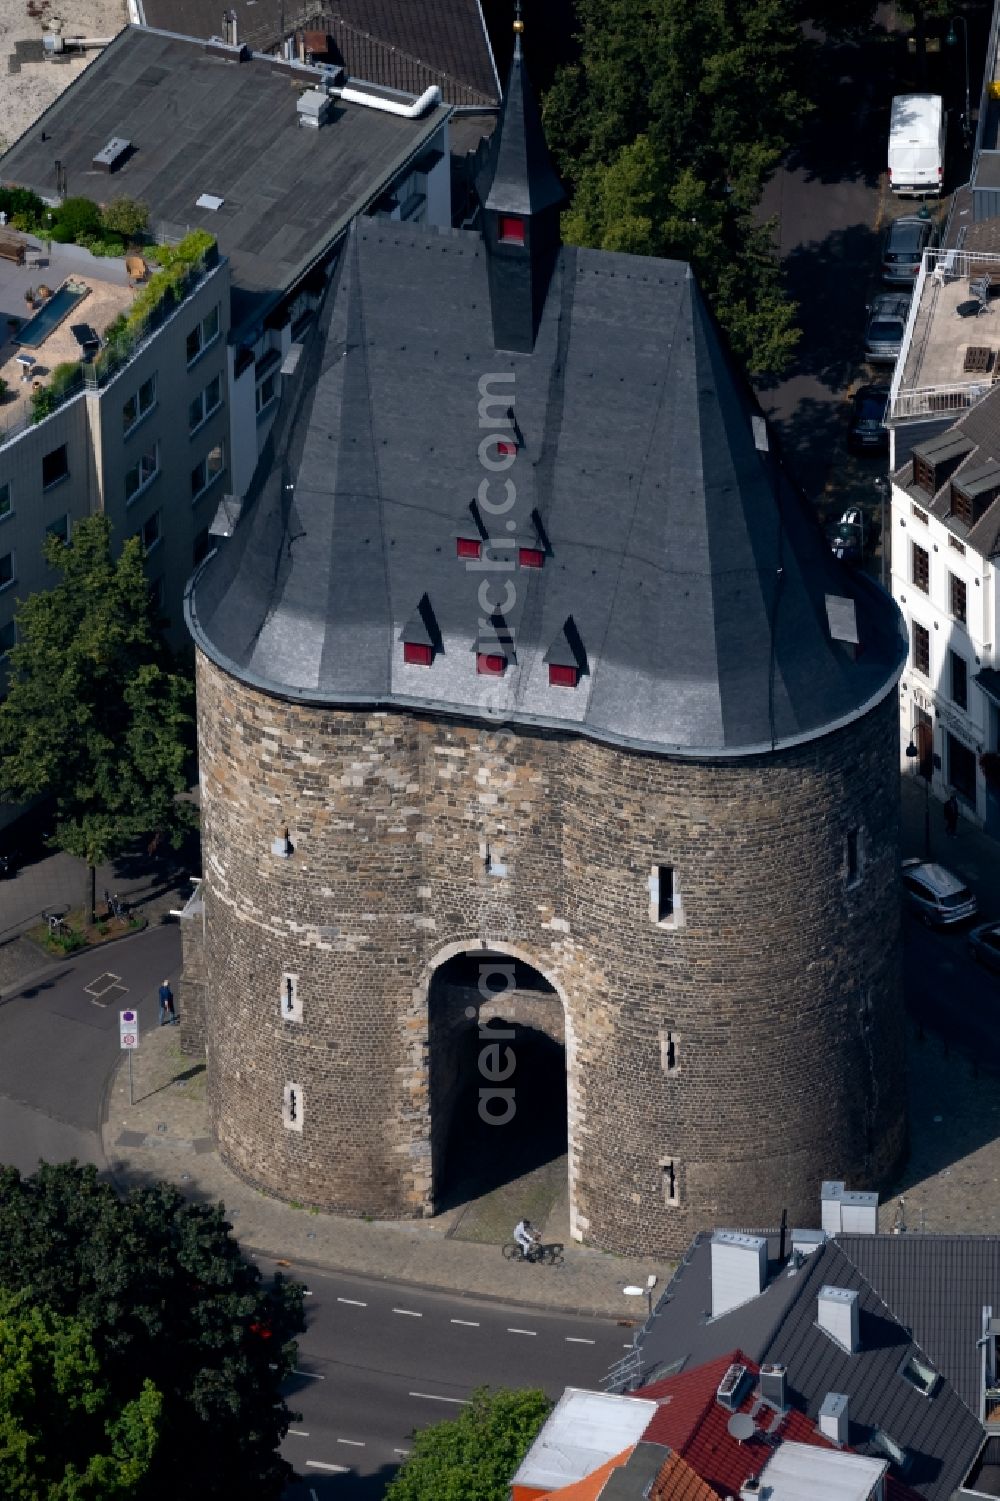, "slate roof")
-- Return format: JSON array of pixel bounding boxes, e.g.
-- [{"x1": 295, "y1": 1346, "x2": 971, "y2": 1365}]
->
[
  {"x1": 482, "y1": 27, "x2": 563, "y2": 215},
  {"x1": 187, "y1": 215, "x2": 906, "y2": 757},
  {"x1": 894, "y1": 381, "x2": 1000, "y2": 558},
  {"x1": 838, "y1": 1234, "x2": 1000, "y2": 1418},
  {"x1": 630, "y1": 1237, "x2": 986, "y2": 1501},
  {"x1": 0, "y1": 26, "x2": 450, "y2": 339},
  {"x1": 135, "y1": 0, "x2": 500, "y2": 105}
]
